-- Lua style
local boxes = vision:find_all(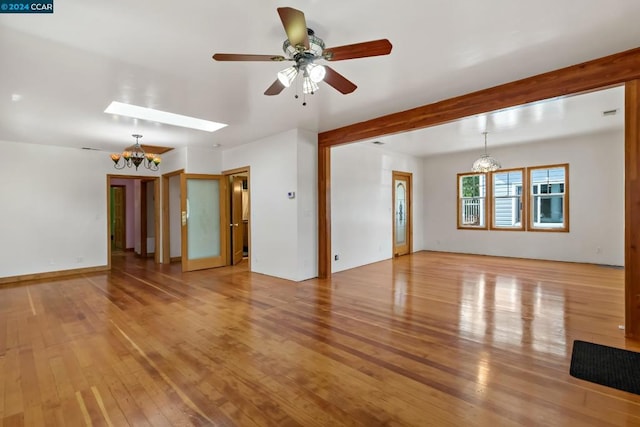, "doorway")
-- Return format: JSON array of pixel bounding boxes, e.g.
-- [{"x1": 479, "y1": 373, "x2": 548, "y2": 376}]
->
[
  {"x1": 392, "y1": 171, "x2": 412, "y2": 257},
  {"x1": 107, "y1": 175, "x2": 160, "y2": 268},
  {"x1": 224, "y1": 167, "x2": 250, "y2": 266},
  {"x1": 161, "y1": 169, "x2": 184, "y2": 264}
]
